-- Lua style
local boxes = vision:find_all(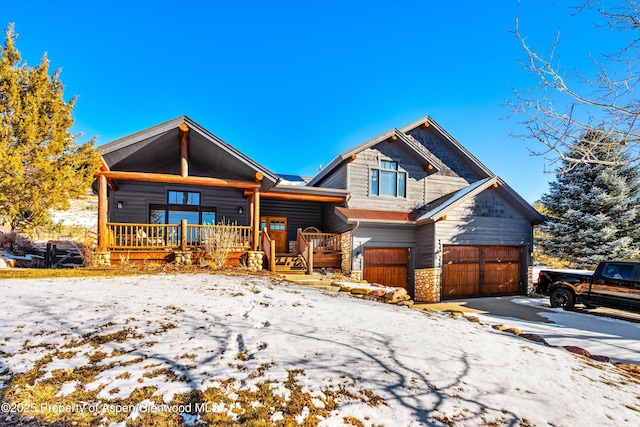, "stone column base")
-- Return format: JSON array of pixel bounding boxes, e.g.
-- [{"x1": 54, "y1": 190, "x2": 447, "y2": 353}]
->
[
  {"x1": 173, "y1": 251, "x2": 192, "y2": 266},
  {"x1": 340, "y1": 231, "x2": 352, "y2": 274},
  {"x1": 93, "y1": 251, "x2": 111, "y2": 267},
  {"x1": 415, "y1": 268, "x2": 441, "y2": 303},
  {"x1": 246, "y1": 251, "x2": 264, "y2": 272}
]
